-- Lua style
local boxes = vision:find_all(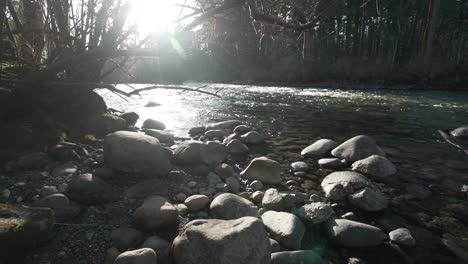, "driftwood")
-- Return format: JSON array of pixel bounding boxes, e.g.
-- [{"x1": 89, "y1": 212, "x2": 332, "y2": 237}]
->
[{"x1": 438, "y1": 129, "x2": 468, "y2": 154}]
